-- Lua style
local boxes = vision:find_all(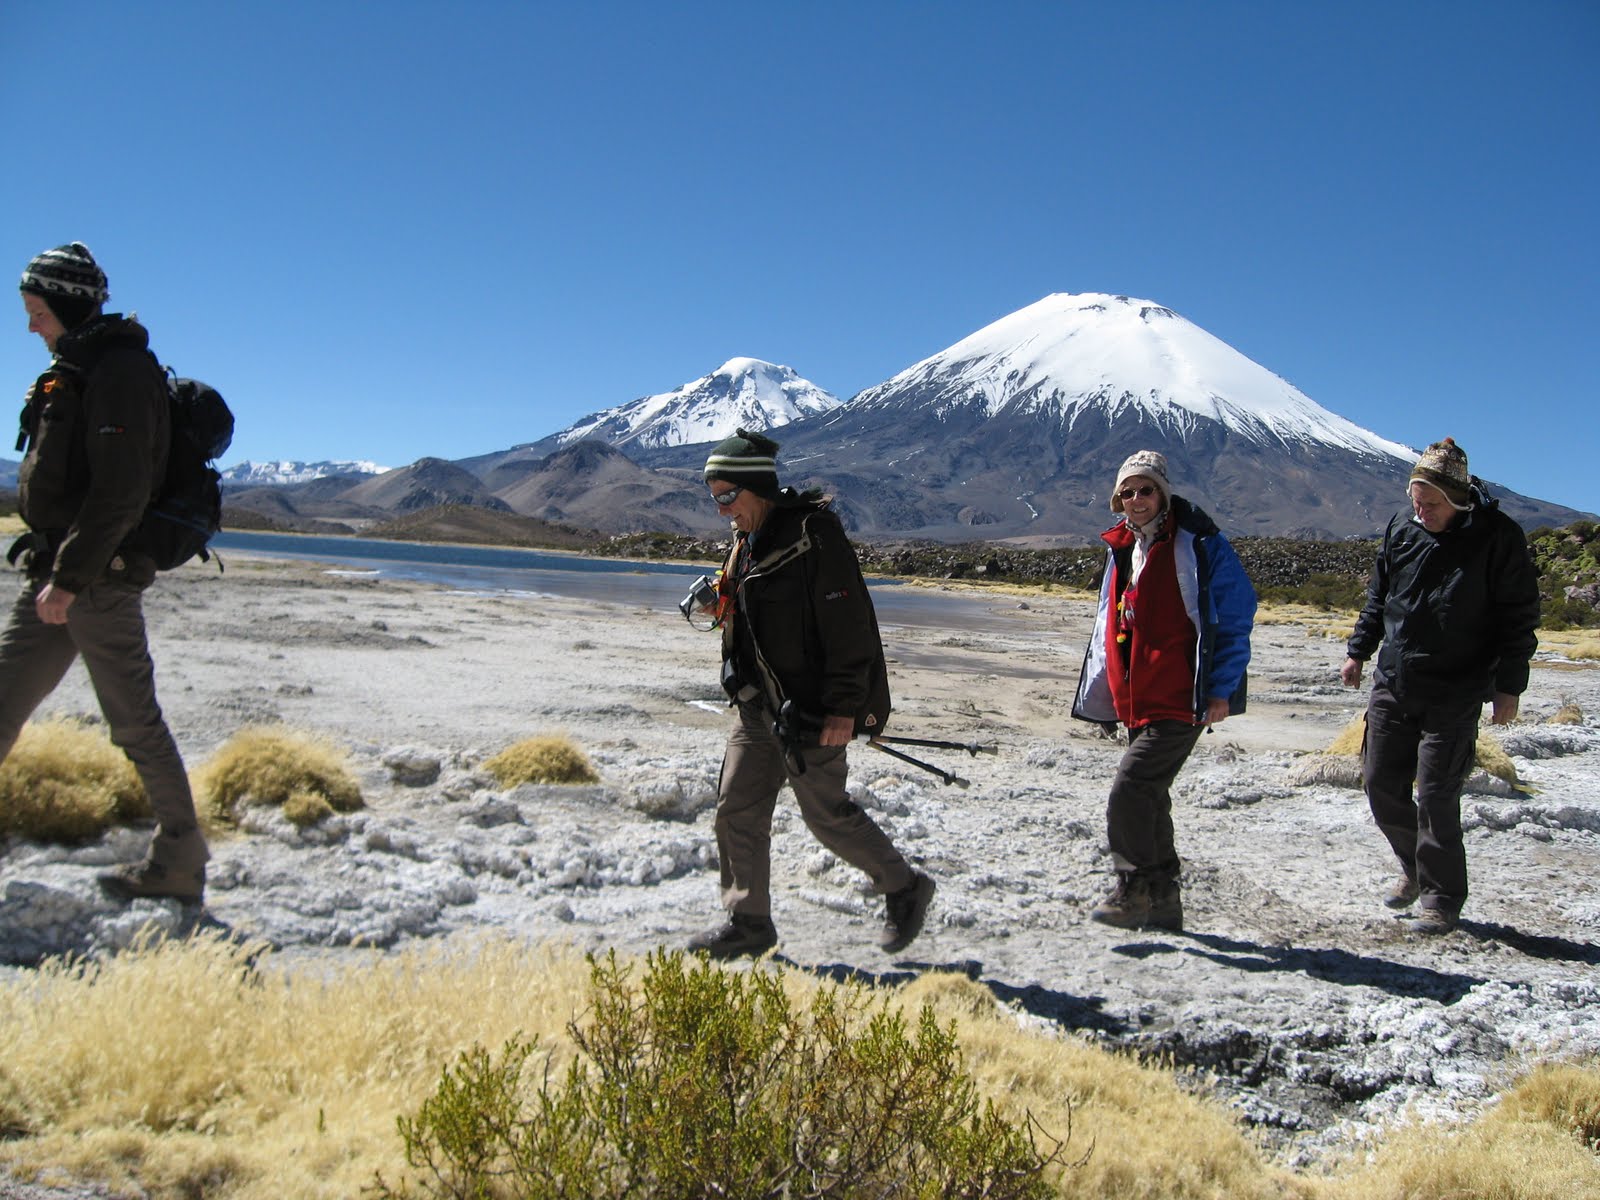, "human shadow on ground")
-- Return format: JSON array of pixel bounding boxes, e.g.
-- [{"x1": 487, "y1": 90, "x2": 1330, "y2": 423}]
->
[
  {"x1": 1111, "y1": 930, "x2": 1486, "y2": 1004},
  {"x1": 782, "y1": 956, "x2": 1137, "y2": 1035},
  {"x1": 1455, "y1": 919, "x2": 1600, "y2": 964}
]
